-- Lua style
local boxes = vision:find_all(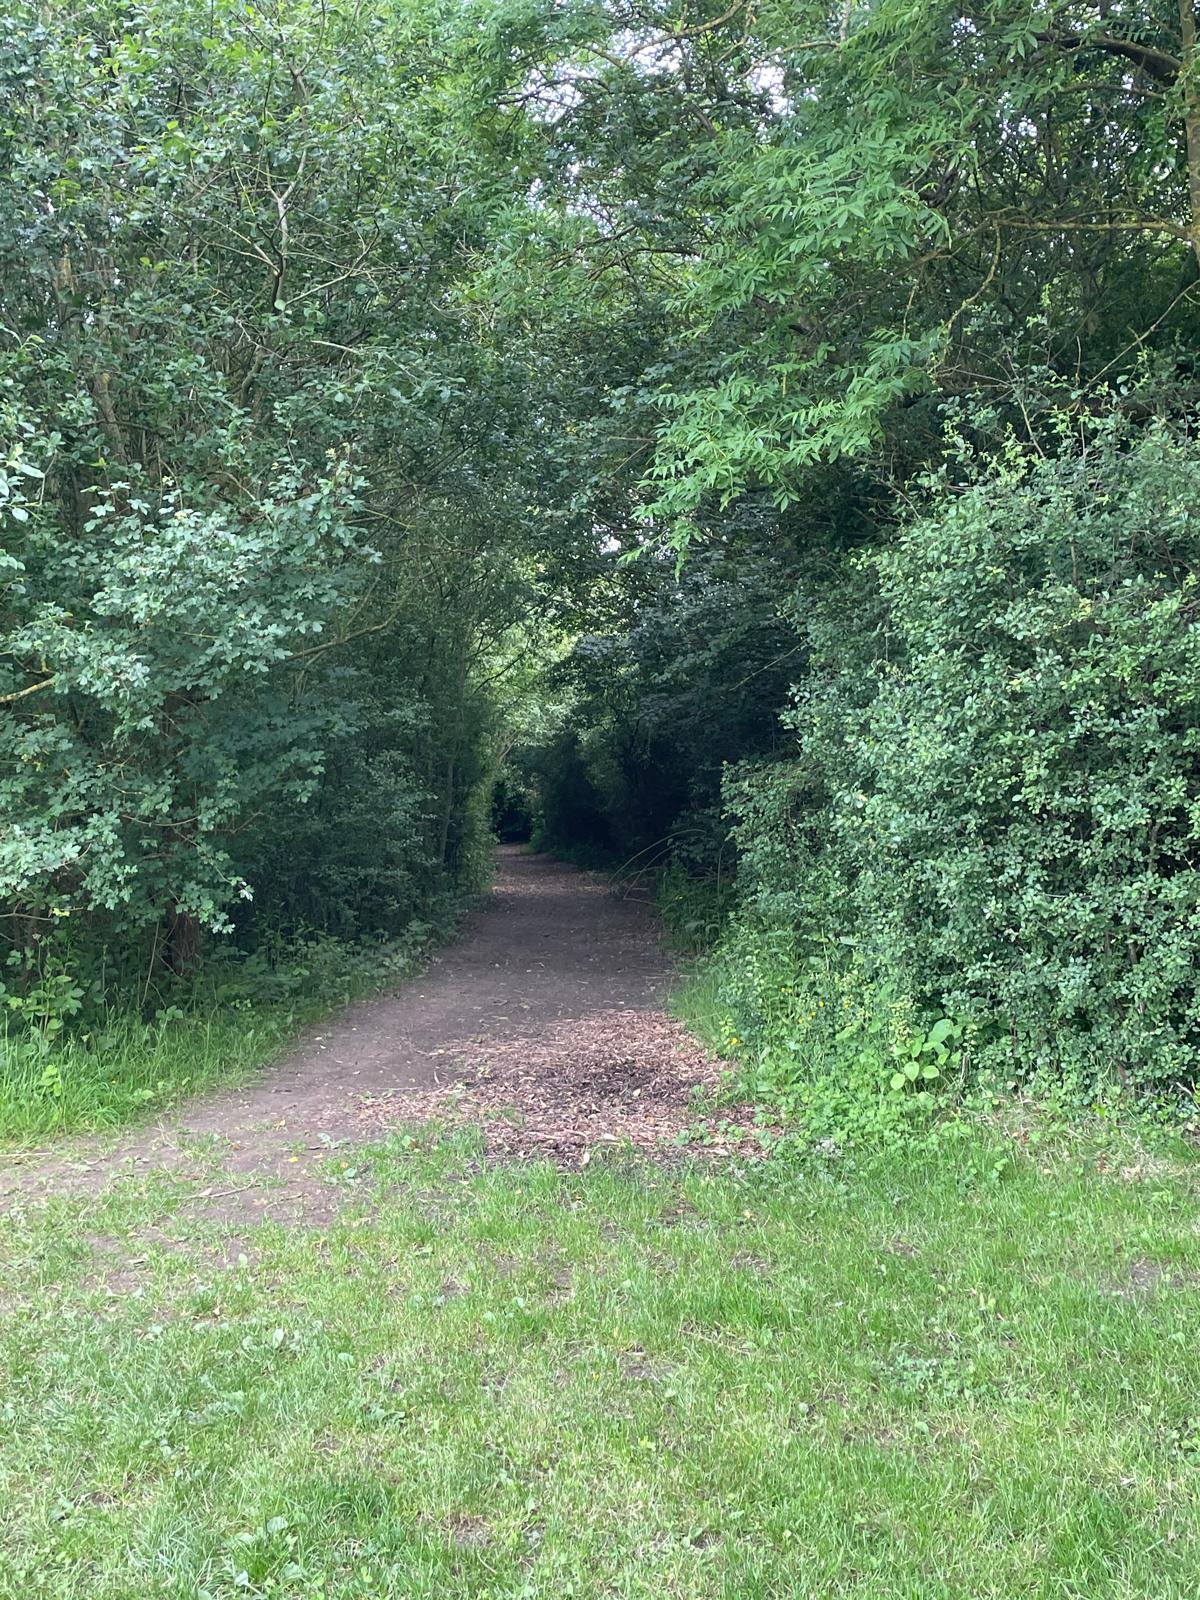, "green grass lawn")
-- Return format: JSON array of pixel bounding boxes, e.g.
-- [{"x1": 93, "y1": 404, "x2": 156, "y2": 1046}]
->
[{"x1": 3, "y1": 1124, "x2": 1199, "y2": 1598}]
